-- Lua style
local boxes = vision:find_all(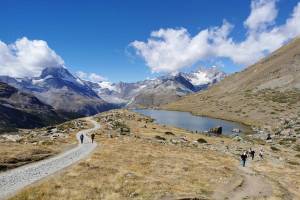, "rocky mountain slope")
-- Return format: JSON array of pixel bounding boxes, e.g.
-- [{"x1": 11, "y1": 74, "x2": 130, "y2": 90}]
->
[
  {"x1": 0, "y1": 82, "x2": 62, "y2": 132},
  {"x1": 163, "y1": 37, "x2": 300, "y2": 131},
  {"x1": 0, "y1": 67, "x2": 115, "y2": 117},
  {"x1": 87, "y1": 67, "x2": 226, "y2": 107}
]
